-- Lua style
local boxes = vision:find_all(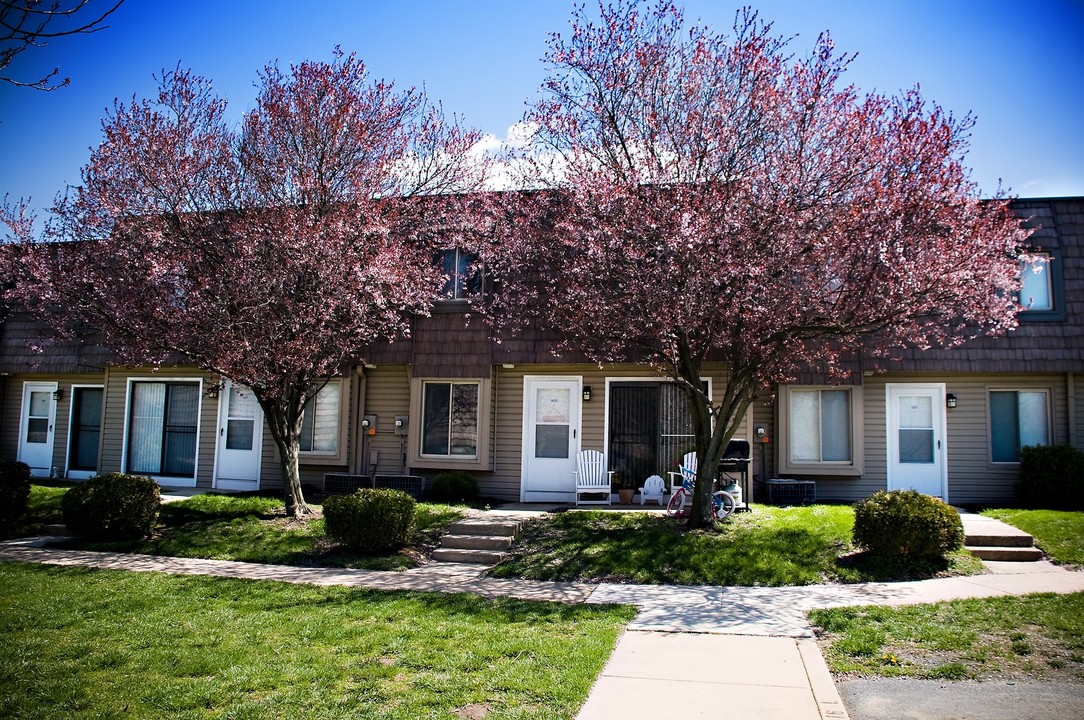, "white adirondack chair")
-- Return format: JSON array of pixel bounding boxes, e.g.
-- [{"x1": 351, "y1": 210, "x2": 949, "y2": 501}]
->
[
  {"x1": 638, "y1": 474, "x2": 666, "y2": 506},
  {"x1": 668, "y1": 451, "x2": 698, "y2": 493},
  {"x1": 574, "y1": 449, "x2": 614, "y2": 505}
]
